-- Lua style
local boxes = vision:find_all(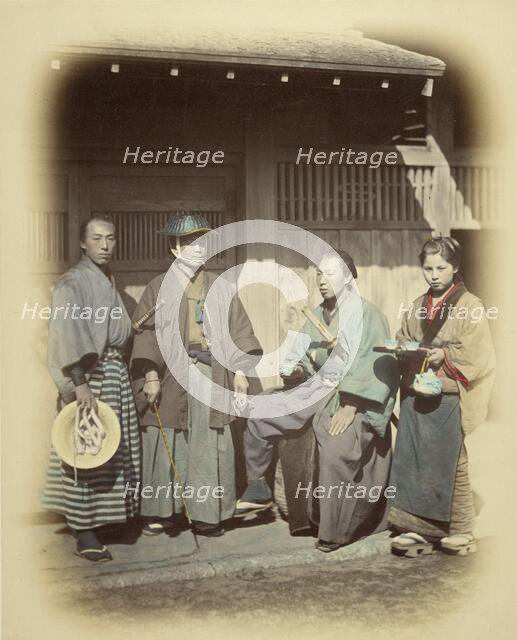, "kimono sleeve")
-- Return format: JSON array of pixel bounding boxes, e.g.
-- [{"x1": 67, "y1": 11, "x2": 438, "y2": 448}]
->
[
  {"x1": 395, "y1": 309, "x2": 413, "y2": 342},
  {"x1": 227, "y1": 295, "x2": 263, "y2": 372},
  {"x1": 289, "y1": 320, "x2": 314, "y2": 378},
  {"x1": 47, "y1": 276, "x2": 98, "y2": 381},
  {"x1": 130, "y1": 279, "x2": 166, "y2": 376},
  {"x1": 443, "y1": 297, "x2": 496, "y2": 386},
  {"x1": 445, "y1": 296, "x2": 496, "y2": 434},
  {"x1": 338, "y1": 304, "x2": 398, "y2": 409}
]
